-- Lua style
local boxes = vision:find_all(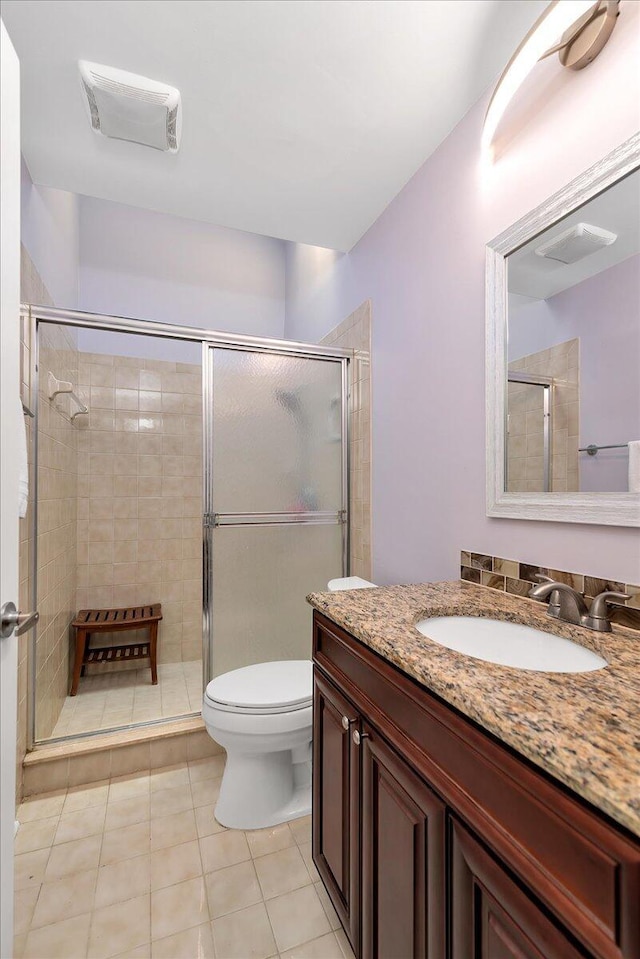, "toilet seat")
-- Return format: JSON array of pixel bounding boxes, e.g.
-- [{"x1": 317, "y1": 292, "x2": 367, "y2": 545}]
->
[{"x1": 205, "y1": 660, "x2": 312, "y2": 715}]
